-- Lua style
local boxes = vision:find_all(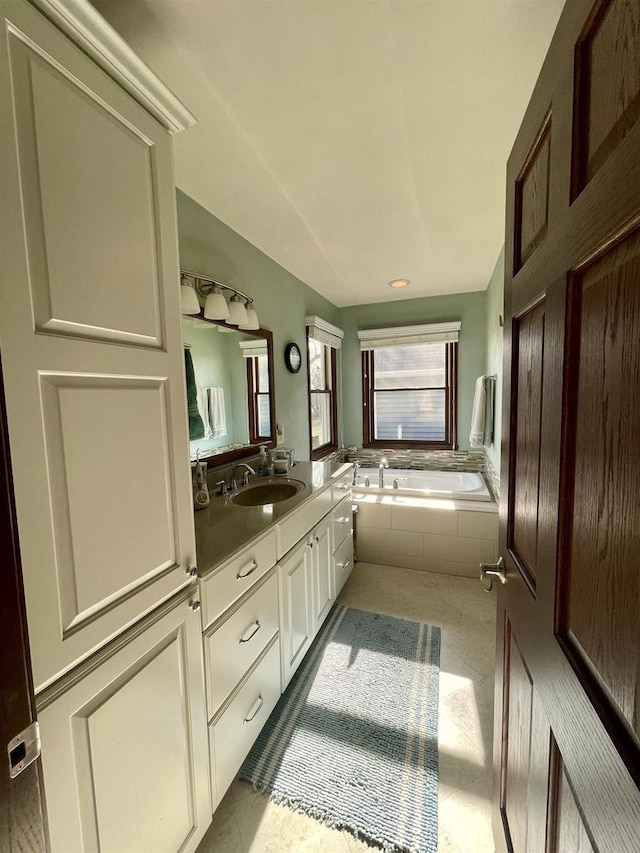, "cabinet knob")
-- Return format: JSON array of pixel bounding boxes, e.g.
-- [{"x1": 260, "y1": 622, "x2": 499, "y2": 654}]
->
[
  {"x1": 189, "y1": 600, "x2": 201, "y2": 612},
  {"x1": 307, "y1": 541, "x2": 313, "y2": 548},
  {"x1": 313, "y1": 535, "x2": 320, "y2": 543},
  {"x1": 186, "y1": 566, "x2": 198, "y2": 578}
]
